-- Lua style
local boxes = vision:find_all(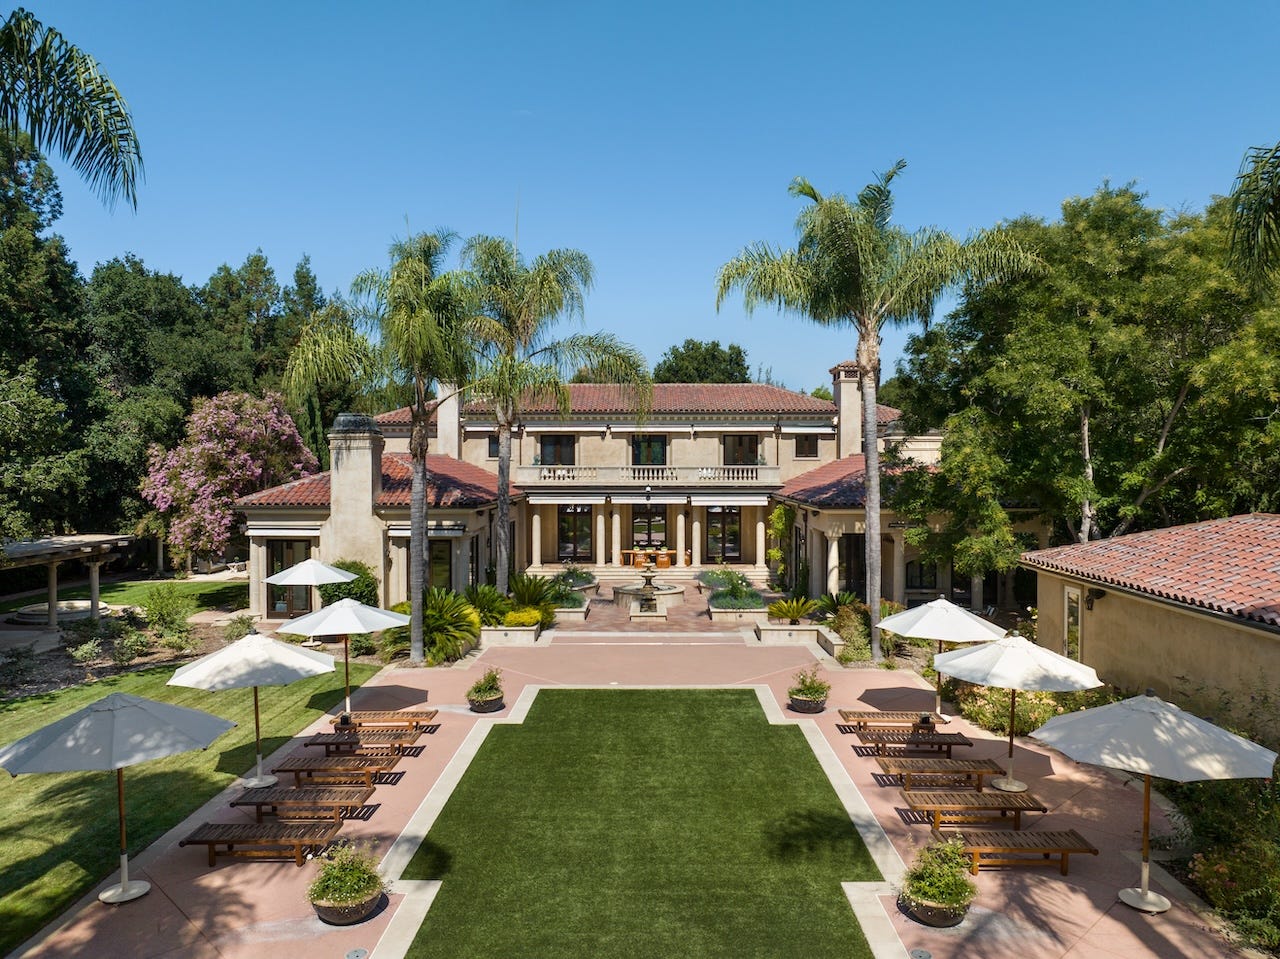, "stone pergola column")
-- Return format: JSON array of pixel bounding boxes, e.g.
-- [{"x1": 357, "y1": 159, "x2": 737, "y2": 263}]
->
[
  {"x1": 691, "y1": 510, "x2": 703, "y2": 567},
  {"x1": 676, "y1": 510, "x2": 686, "y2": 566},
  {"x1": 754, "y1": 510, "x2": 767, "y2": 571},
  {"x1": 86, "y1": 559, "x2": 104, "y2": 621},
  {"x1": 970, "y1": 573, "x2": 984, "y2": 612},
  {"x1": 595, "y1": 508, "x2": 606, "y2": 567},
  {"x1": 530, "y1": 507, "x2": 543, "y2": 567},
  {"x1": 611, "y1": 509, "x2": 622, "y2": 566},
  {"x1": 826, "y1": 535, "x2": 840, "y2": 597},
  {"x1": 46, "y1": 562, "x2": 59, "y2": 631}
]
